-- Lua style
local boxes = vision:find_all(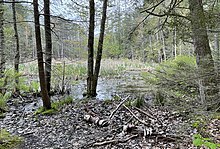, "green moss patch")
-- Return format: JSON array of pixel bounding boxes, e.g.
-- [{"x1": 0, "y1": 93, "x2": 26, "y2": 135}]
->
[
  {"x1": 35, "y1": 96, "x2": 74, "y2": 115},
  {"x1": 0, "y1": 129, "x2": 22, "y2": 149}
]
